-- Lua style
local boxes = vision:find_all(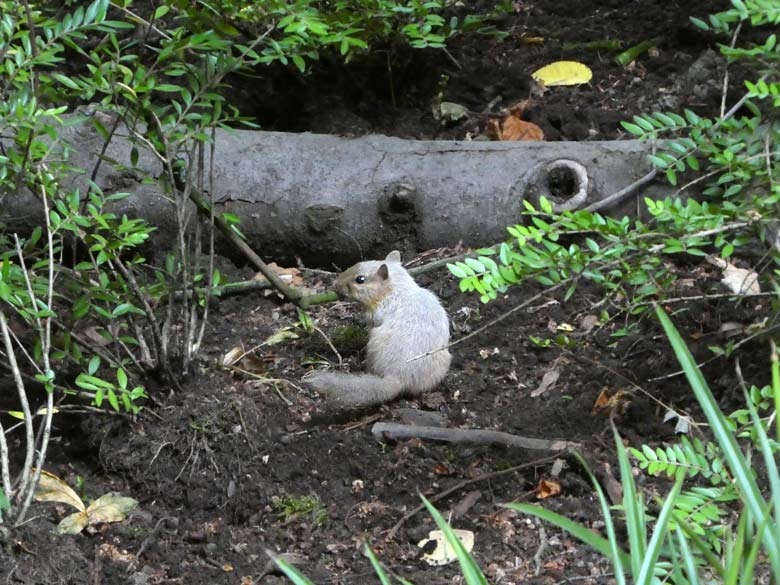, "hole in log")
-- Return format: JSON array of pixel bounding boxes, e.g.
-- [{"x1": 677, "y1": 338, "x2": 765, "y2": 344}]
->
[
  {"x1": 379, "y1": 183, "x2": 419, "y2": 224},
  {"x1": 547, "y1": 165, "x2": 578, "y2": 199},
  {"x1": 518, "y1": 159, "x2": 590, "y2": 213}
]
